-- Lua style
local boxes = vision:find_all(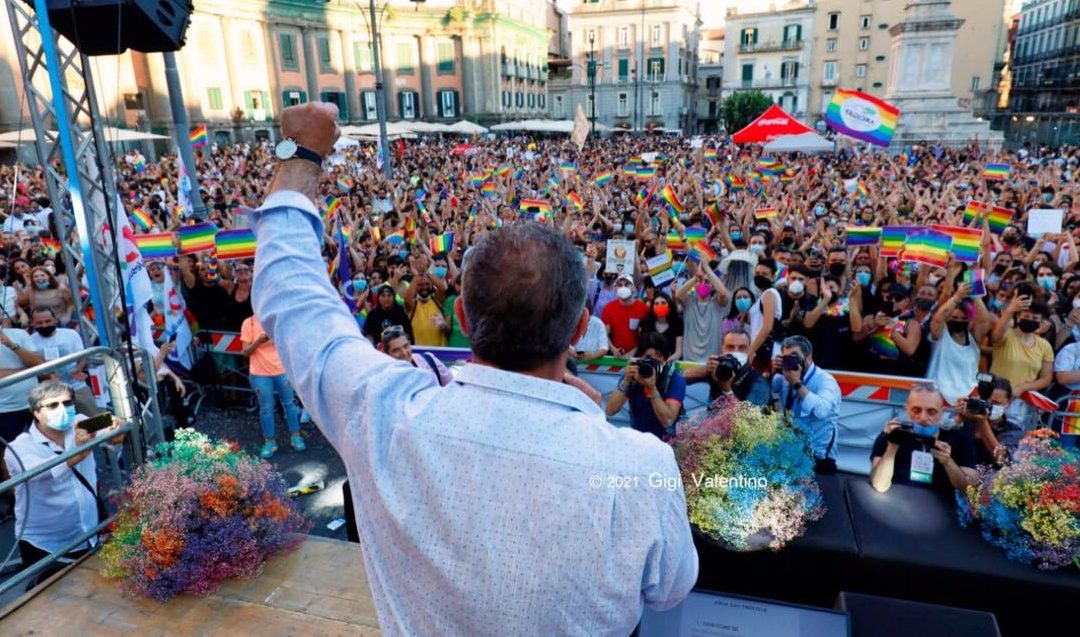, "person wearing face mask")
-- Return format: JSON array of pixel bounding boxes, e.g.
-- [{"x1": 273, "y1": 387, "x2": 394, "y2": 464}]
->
[
  {"x1": 29, "y1": 307, "x2": 97, "y2": 416},
  {"x1": 870, "y1": 383, "x2": 977, "y2": 494},
  {"x1": 959, "y1": 377, "x2": 1024, "y2": 467},
  {"x1": 802, "y1": 274, "x2": 864, "y2": 372},
  {"x1": 601, "y1": 273, "x2": 650, "y2": 358},
  {"x1": 748, "y1": 259, "x2": 783, "y2": 370},
  {"x1": 778, "y1": 266, "x2": 819, "y2": 339},
  {"x1": 0, "y1": 321, "x2": 43, "y2": 443},
  {"x1": 676, "y1": 259, "x2": 730, "y2": 363},
  {"x1": 4, "y1": 380, "x2": 124, "y2": 587},
  {"x1": 927, "y1": 285, "x2": 992, "y2": 406},
  {"x1": 990, "y1": 293, "x2": 1054, "y2": 427},
  {"x1": 362, "y1": 284, "x2": 413, "y2": 345},
  {"x1": 638, "y1": 292, "x2": 684, "y2": 363},
  {"x1": 683, "y1": 328, "x2": 770, "y2": 406},
  {"x1": 406, "y1": 271, "x2": 448, "y2": 347},
  {"x1": 441, "y1": 276, "x2": 469, "y2": 348}
]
